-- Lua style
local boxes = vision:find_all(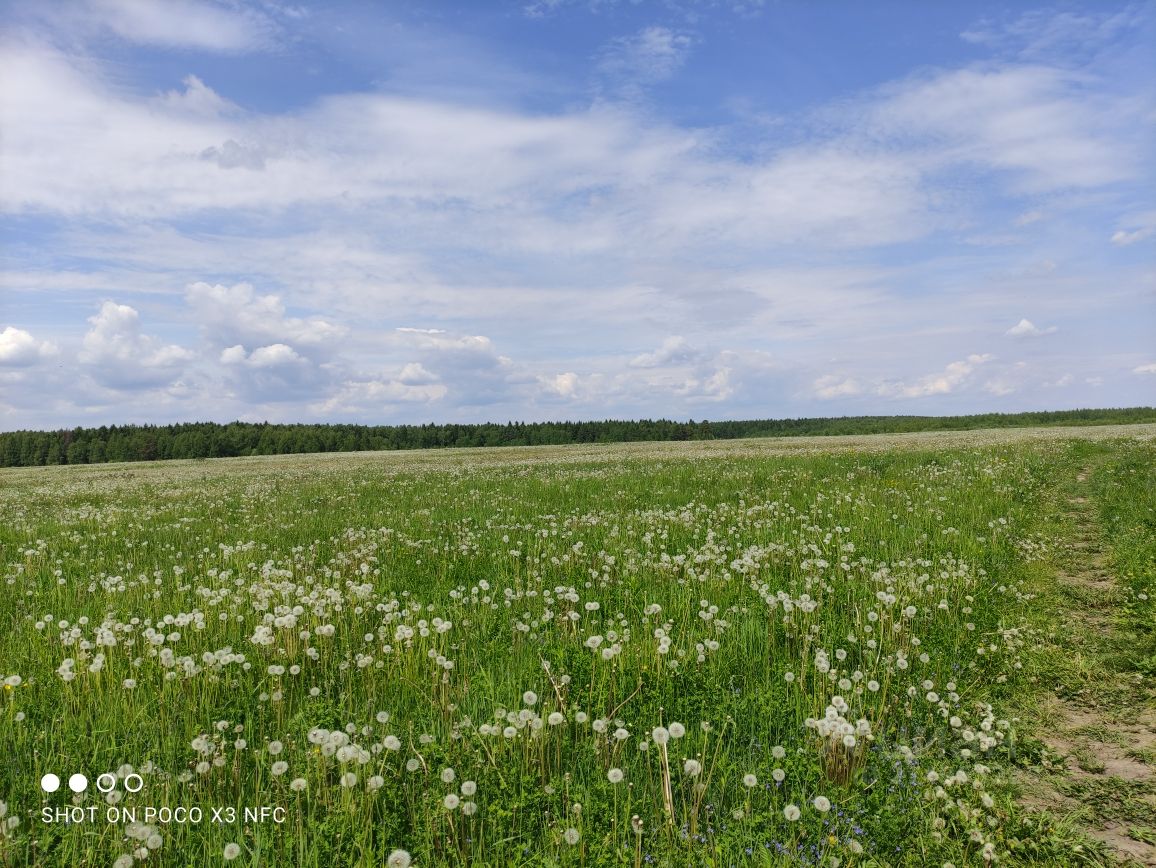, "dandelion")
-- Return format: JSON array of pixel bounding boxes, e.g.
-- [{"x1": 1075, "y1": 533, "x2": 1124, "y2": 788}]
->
[
  {"x1": 340, "y1": 772, "x2": 357, "y2": 787},
  {"x1": 784, "y1": 804, "x2": 801, "y2": 821},
  {"x1": 651, "y1": 726, "x2": 670, "y2": 745},
  {"x1": 267, "y1": 740, "x2": 283, "y2": 756},
  {"x1": 223, "y1": 842, "x2": 241, "y2": 860},
  {"x1": 683, "y1": 758, "x2": 702, "y2": 777},
  {"x1": 444, "y1": 793, "x2": 460, "y2": 810},
  {"x1": 271, "y1": 761, "x2": 288, "y2": 776},
  {"x1": 384, "y1": 735, "x2": 401, "y2": 751},
  {"x1": 772, "y1": 745, "x2": 786, "y2": 759},
  {"x1": 387, "y1": 850, "x2": 412, "y2": 868},
  {"x1": 441, "y1": 767, "x2": 456, "y2": 784},
  {"x1": 668, "y1": 722, "x2": 686, "y2": 739},
  {"x1": 289, "y1": 778, "x2": 307, "y2": 792},
  {"x1": 548, "y1": 712, "x2": 565, "y2": 726},
  {"x1": 742, "y1": 773, "x2": 757, "y2": 787},
  {"x1": 113, "y1": 857, "x2": 134, "y2": 868},
  {"x1": 813, "y1": 795, "x2": 831, "y2": 812},
  {"x1": 522, "y1": 691, "x2": 538, "y2": 706},
  {"x1": 462, "y1": 801, "x2": 478, "y2": 816},
  {"x1": 563, "y1": 827, "x2": 580, "y2": 845},
  {"x1": 461, "y1": 780, "x2": 477, "y2": 796},
  {"x1": 608, "y1": 768, "x2": 624, "y2": 784}
]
